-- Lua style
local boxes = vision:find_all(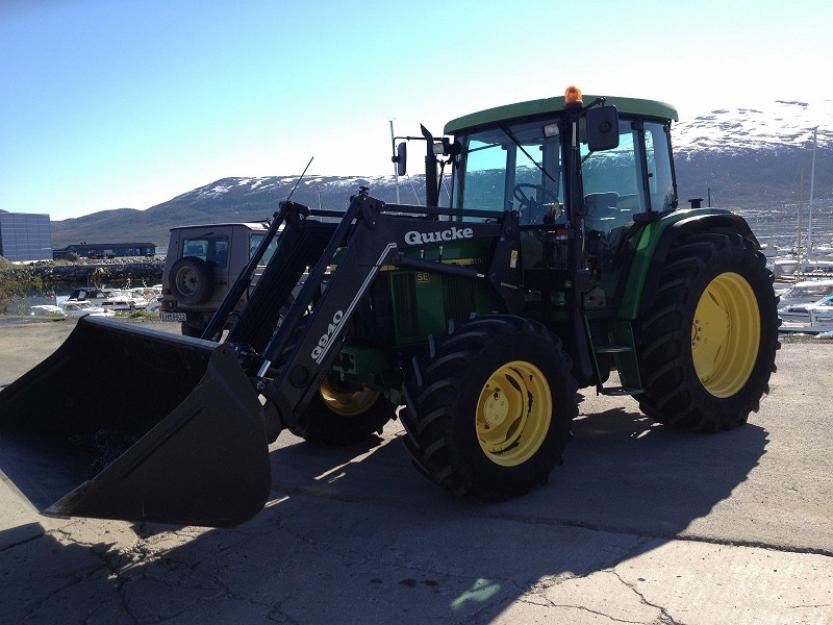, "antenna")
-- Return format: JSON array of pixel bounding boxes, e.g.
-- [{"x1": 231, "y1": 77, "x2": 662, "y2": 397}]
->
[
  {"x1": 287, "y1": 156, "x2": 314, "y2": 202},
  {"x1": 390, "y1": 120, "x2": 401, "y2": 204}
]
